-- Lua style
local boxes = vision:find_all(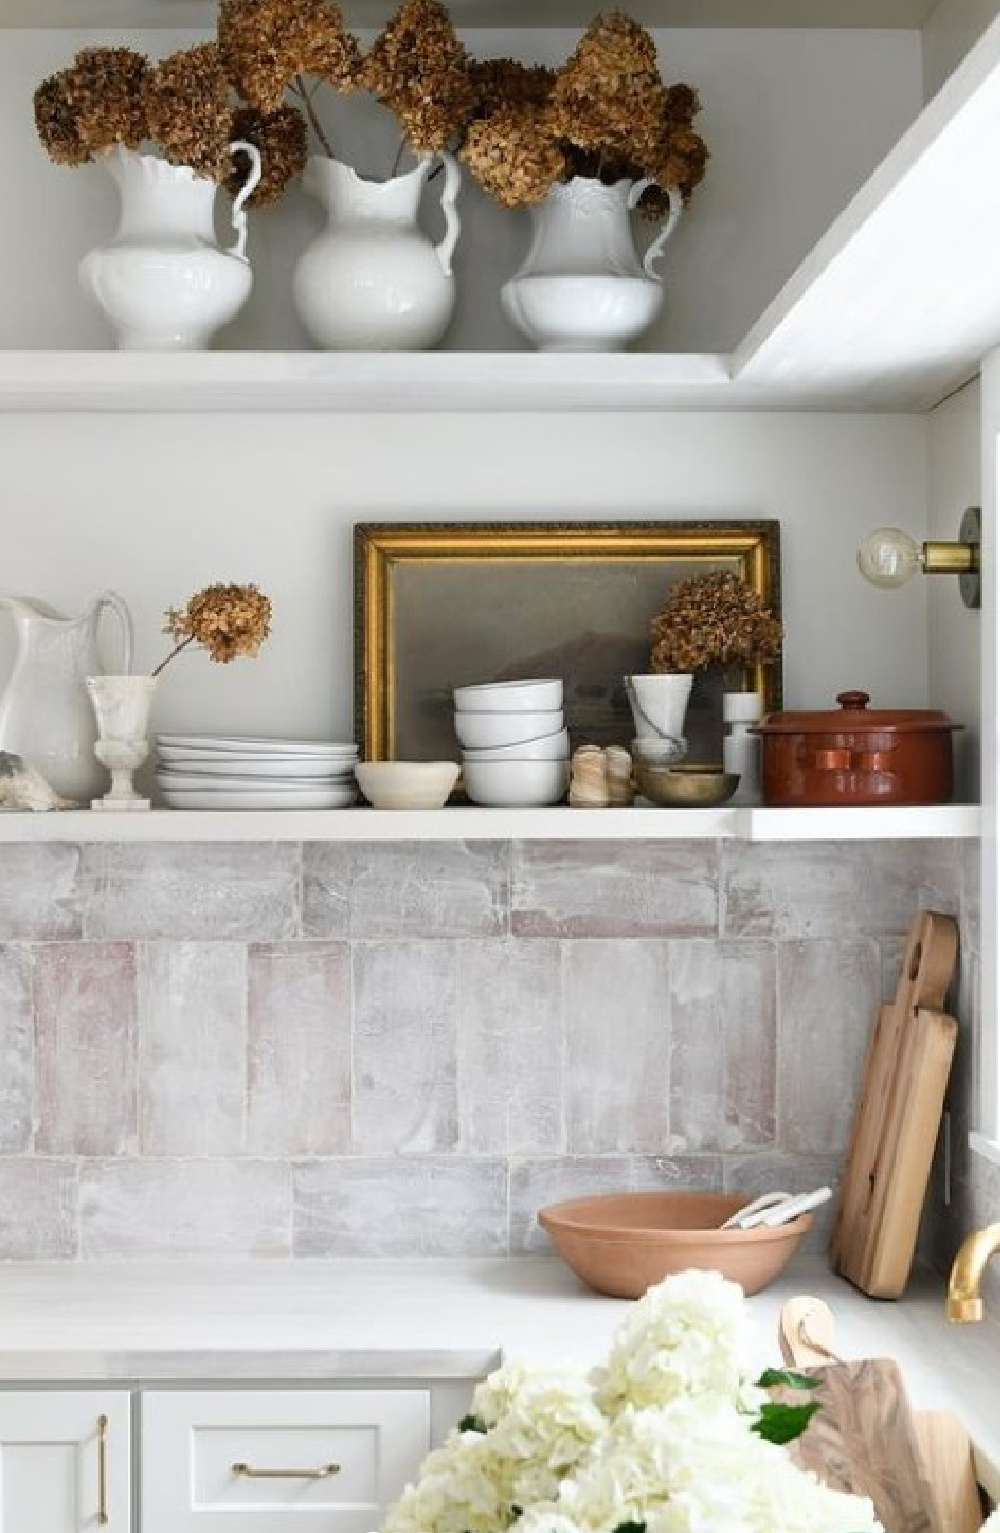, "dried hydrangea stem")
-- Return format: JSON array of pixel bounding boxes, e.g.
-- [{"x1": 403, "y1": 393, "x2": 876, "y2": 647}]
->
[
  {"x1": 290, "y1": 74, "x2": 334, "y2": 157},
  {"x1": 150, "y1": 634, "x2": 196, "y2": 679}
]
